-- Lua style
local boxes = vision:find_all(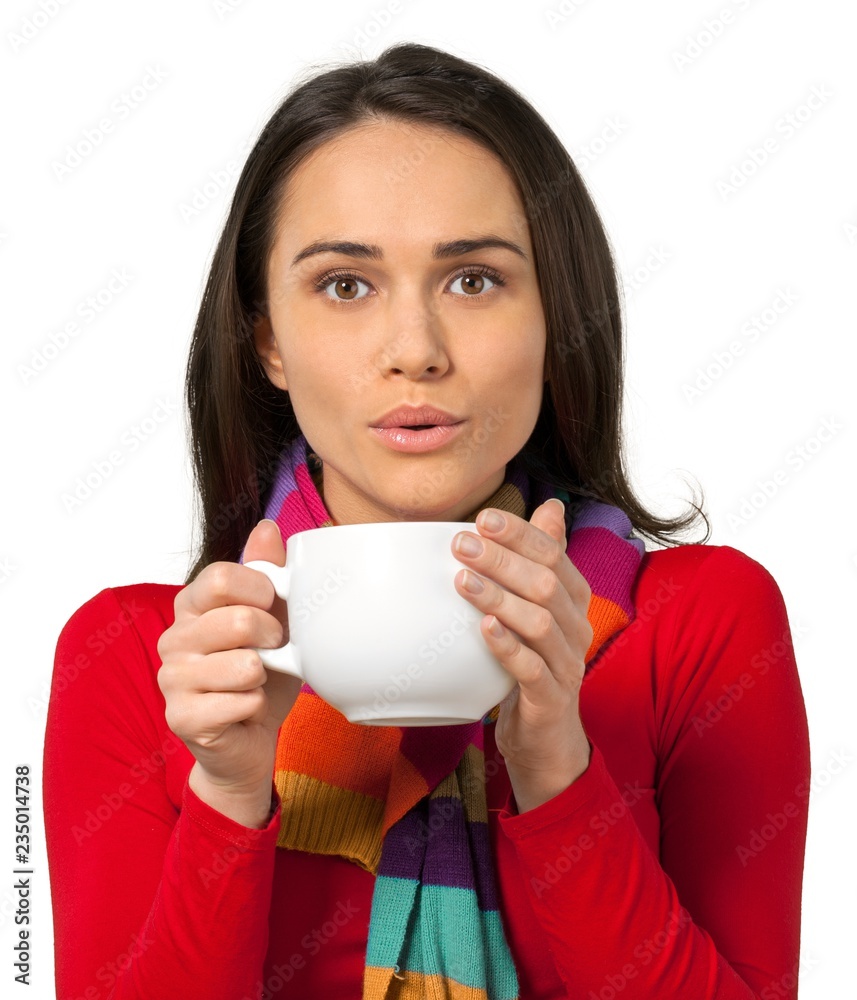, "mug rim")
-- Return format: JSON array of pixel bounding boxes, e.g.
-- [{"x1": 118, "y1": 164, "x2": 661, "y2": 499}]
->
[{"x1": 288, "y1": 520, "x2": 478, "y2": 540}]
